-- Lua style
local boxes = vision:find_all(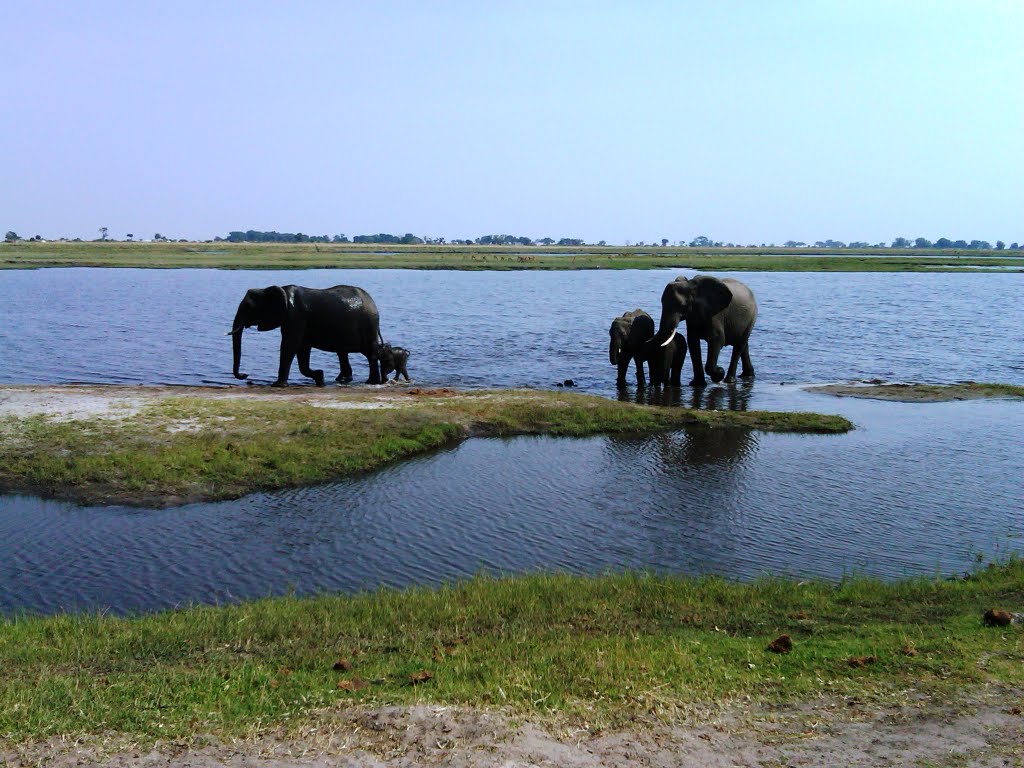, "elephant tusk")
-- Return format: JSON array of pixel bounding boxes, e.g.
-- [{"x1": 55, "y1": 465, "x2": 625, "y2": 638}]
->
[
  {"x1": 226, "y1": 325, "x2": 244, "y2": 336},
  {"x1": 660, "y1": 329, "x2": 676, "y2": 347}
]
